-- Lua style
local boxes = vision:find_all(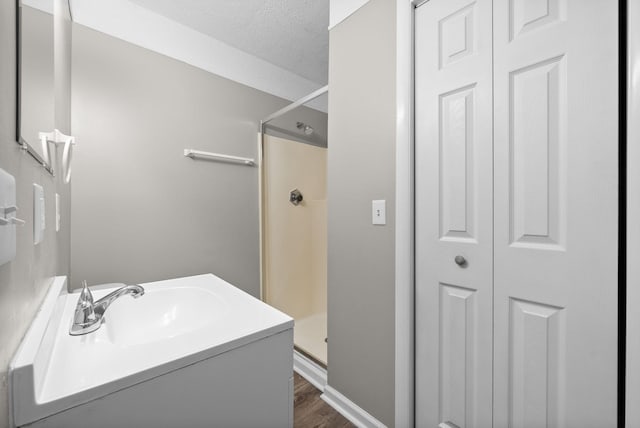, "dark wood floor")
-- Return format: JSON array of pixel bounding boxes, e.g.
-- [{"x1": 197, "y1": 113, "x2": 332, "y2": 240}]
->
[{"x1": 294, "y1": 373, "x2": 356, "y2": 428}]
